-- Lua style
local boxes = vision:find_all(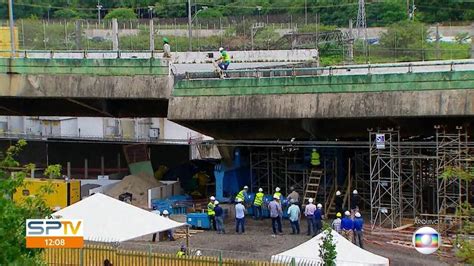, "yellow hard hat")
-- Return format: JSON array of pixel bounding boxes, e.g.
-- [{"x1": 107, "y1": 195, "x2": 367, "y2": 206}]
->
[{"x1": 336, "y1": 212, "x2": 342, "y2": 218}]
